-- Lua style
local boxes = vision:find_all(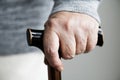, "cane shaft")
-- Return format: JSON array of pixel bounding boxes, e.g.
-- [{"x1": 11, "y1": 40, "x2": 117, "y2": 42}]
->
[{"x1": 48, "y1": 66, "x2": 61, "y2": 80}]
